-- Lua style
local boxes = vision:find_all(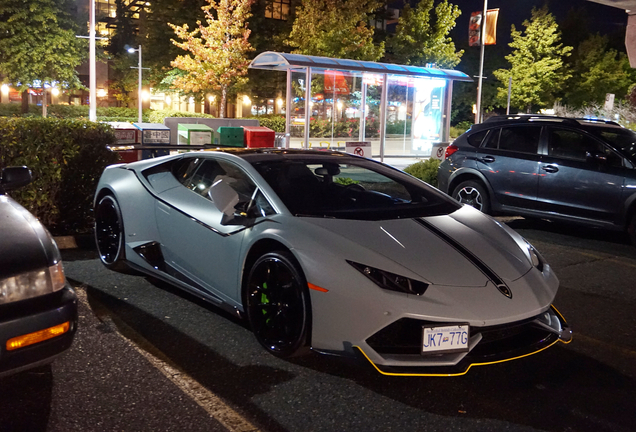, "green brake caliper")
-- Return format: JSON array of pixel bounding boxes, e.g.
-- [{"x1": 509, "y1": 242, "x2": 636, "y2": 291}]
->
[{"x1": 261, "y1": 282, "x2": 270, "y2": 321}]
